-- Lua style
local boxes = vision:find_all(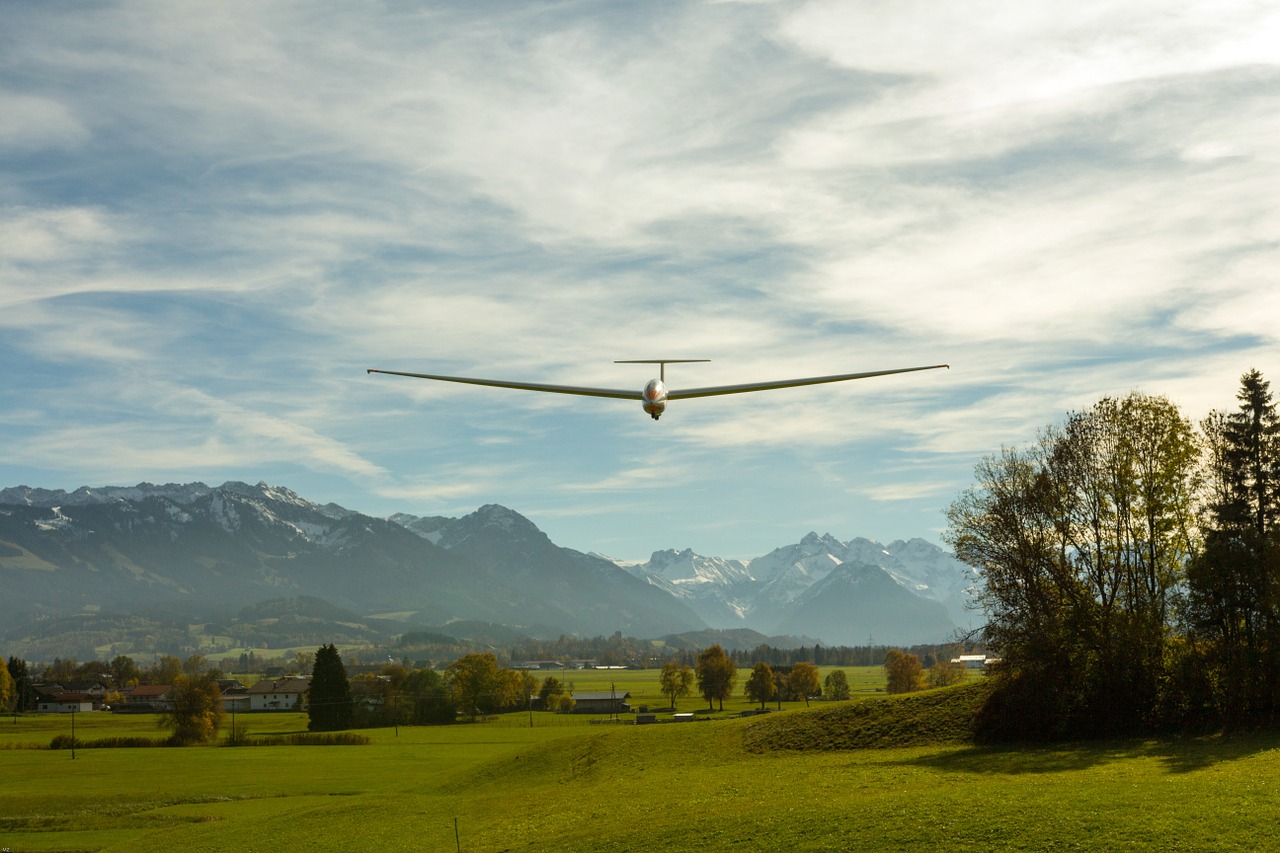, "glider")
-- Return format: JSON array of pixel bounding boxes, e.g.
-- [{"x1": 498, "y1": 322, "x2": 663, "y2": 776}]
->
[{"x1": 367, "y1": 359, "x2": 949, "y2": 421}]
